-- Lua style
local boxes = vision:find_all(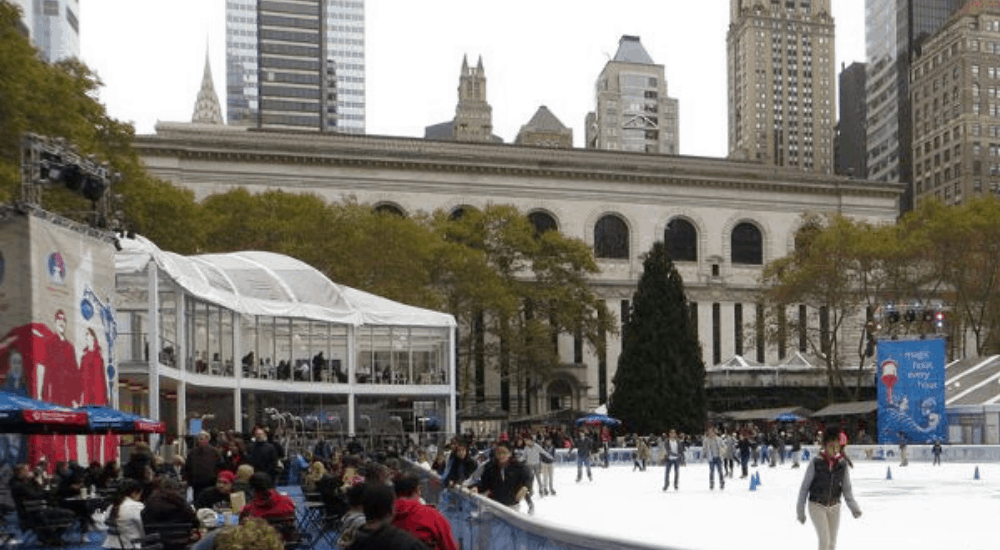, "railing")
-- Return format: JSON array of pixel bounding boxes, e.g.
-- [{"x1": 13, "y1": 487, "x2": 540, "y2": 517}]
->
[{"x1": 400, "y1": 460, "x2": 686, "y2": 550}]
